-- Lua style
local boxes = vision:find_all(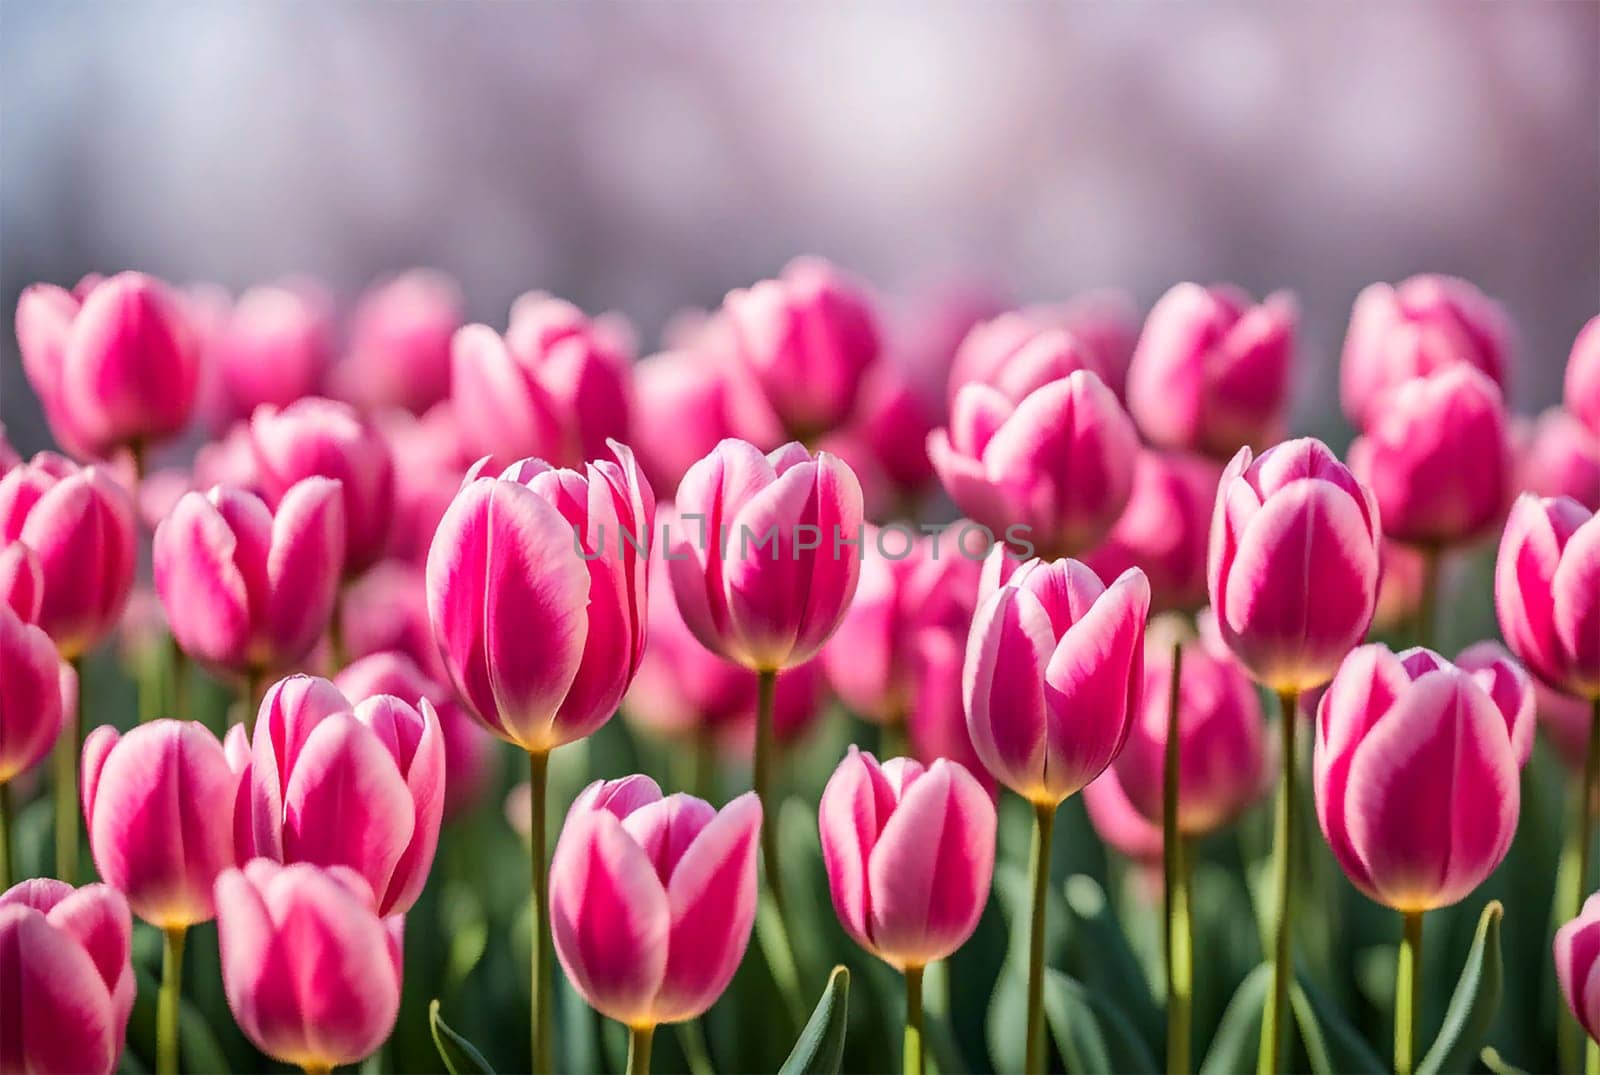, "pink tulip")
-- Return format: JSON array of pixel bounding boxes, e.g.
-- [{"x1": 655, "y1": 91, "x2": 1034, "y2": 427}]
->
[
  {"x1": 0, "y1": 600, "x2": 64, "y2": 784},
  {"x1": 951, "y1": 322, "x2": 1104, "y2": 405},
  {"x1": 1086, "y1": 449, "x2": 1223, "y2": 614},
  {"x1": 669, "y1": 440, "x2": 863, "y2": 672},
  {"x1": 212, "y1": 283, "x2": 332, "y2": 426},
  {"x1": 81, "y1": 720, "x2": 241, "y2": 928},
  {"x1": 0, "y1": 454, "x2": 136, "y2": 658},
  {"x1": 336, "y1": 650, "x2": 494, "y2": 819},
  {"x1": 0, "y1": 540, "x2": 41, "y2": 621},
  {"x1": 947, "y1": 294, "x2": 1141, "y2": 405},
  {"x1": 340, "y1": 560, "x2": 446, "y2": 683},
  {"x1": 1111, "y1": 626, "x2": 1270, "y2": 836},
  {"x1": 820, "y1": 750, "x2": 994, "y2": 971},
  {"x1": 1314, "y1": 644, "x2": 1529, "y2": 911},
  {"x1": 1341, "y1": 274, "x2": 1511, "y2": 430},
  {"x1": 1567, "y1": 317, "x2": 1600, "y2": 438},
  {"x1": 194, "y1": 421, "x2": 264, "y2": 494},
  {"x1": 1495, "y1": 494, "x2": 1600, "y2": 699},
  {"x1": 1208, "y1": 438, "x2": 1381, "y2": 693},
  {"x1": 241, "y1": 674, "x2": 444, "y2": 916},
  {"x1": 718, "y1": 257, "x2": 879, "y2": 441},
  {"x1": 1126, "y1": 284, "x2": 1296, "y2": 459},
  {"x1": 1348, "y1": 366, "x2": 1512, "y2": 547},
  {"x1": 929, "y1": 370, "x2": 1139, "y2": 559},
  {"x1": 15, "y1": 271, "x2": 199, "y2": 460},
  {"x1": 375, "y1": 403, "x2": 467, "y2": 565},
  {"x1": 333, "y1": 268, "x2": 463, "y2": 415},
  {"x1": 0, "y1": 879, "x2": 134, "y2": 1074},
  {"x1": 549, "y1": 776, "x2": 761, "y2": 1026},
  {"x1": 1083, "y1": 766, "x2": 1163, "y2": 867},
  {"x1": 215, "y1": 860, "x2": 402, "y2": 1070},
  {"x1": 964, "y1": 552, "x2": 1150, "y2": 805},
  {"x1": 1370, "y1": 540, "x2": 1426, "y2": 634},
  {"x1": 249, "y1": 397, "x2": 396, "y2": 576},
  {"x1": 632, "y1": 352, "x2": 747, "y2": 495},
  {"x1": 154, "y1": 479, "x2": 345, "y2": 678},
  {"x1": 428, "y1": 441, "x2": 653, "y2": 753},
  {"x1": 1536, "y1": 679, "x2": 1593, "y2": 770},
  {"x1": 1517, "y1": 407, "x2": 1600, "y2": 512},
  {"x1": 1557, "y1": 892, "x2": 1600, "y2": 1045},
  {"x1": 904, "y1": 628, "x2": 992, "y2": 792}
]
